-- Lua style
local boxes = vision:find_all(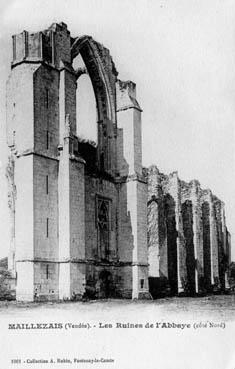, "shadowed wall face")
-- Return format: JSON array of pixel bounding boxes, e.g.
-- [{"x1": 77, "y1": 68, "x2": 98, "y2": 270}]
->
[
  {"x1": 164, "y1": 195, "x2": 178, "y2": 295},
  {"x1": 182, "y1": 200, "x2": 195, "y2": 294},
  {"x1": 214, "y1": 203, "x2": 226, "y2": 290},
  {"x1": 202, "y1": 202, "x2": 211, "y2": 290}
]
